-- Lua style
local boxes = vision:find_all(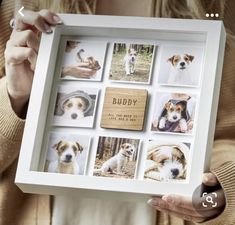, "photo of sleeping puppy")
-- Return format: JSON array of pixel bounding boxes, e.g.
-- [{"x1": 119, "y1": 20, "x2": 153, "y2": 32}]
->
[
  {"x1": 151, "y1": 92, "x2": 196, "y2": 134},
  {"x1": 144, "y1": 141, "x2": 189, "y2": 182},
  {"x1": 48, "y1": 140, "x2": 83, "y2": 174},
  {"x1": 109, "y1": 43, "x2": 155, "y2": 84},
  {"x1": 158, "y1": 46, "x2": 204, "y2": 86},
  {"x1": 167, "y1": 54, "x2": 194, "y2": 85},
  {"x1": 93, "y1": 136, "x2": 140, "y2": 179},
  {"x1": 53, "y1": 86, "x2": 98, "y2": 128},
  {"x1": 45, "y1": 132, "x2": 91, "y2": 176},
  {"x1": 61, "y1": 40, "x2": 107, "y2": 81}
]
